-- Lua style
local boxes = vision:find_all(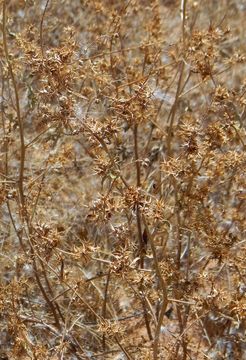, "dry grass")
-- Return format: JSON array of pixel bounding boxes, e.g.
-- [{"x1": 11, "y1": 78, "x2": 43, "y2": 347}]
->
[{"x1": 0, "y1": 0, "x2": 246, "y2": 359}]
